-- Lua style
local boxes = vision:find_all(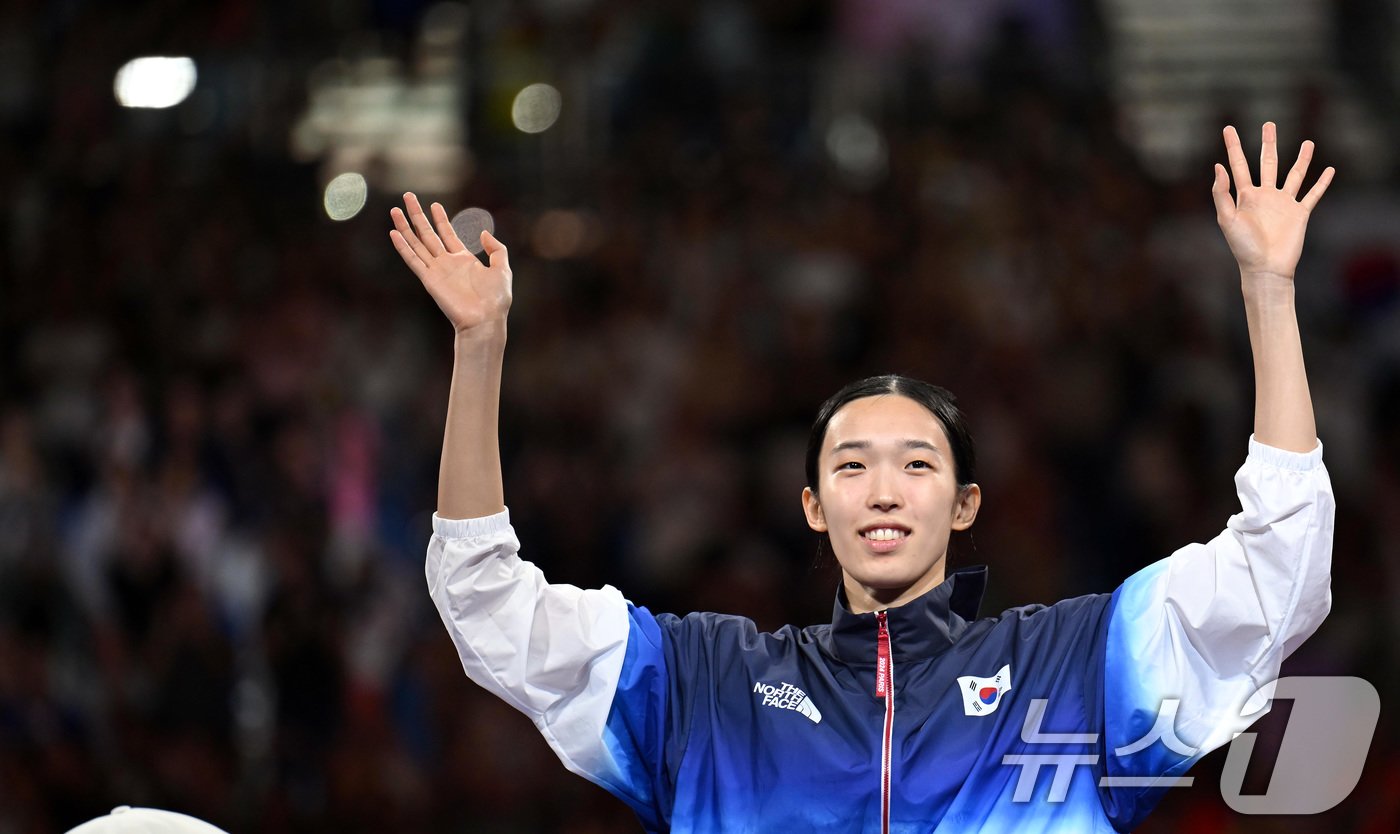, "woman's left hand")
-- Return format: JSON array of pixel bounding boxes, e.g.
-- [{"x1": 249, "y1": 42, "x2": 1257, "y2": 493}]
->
[{"x1": 1212, "y1": 122, "x2": 1335, "y2": 282}]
